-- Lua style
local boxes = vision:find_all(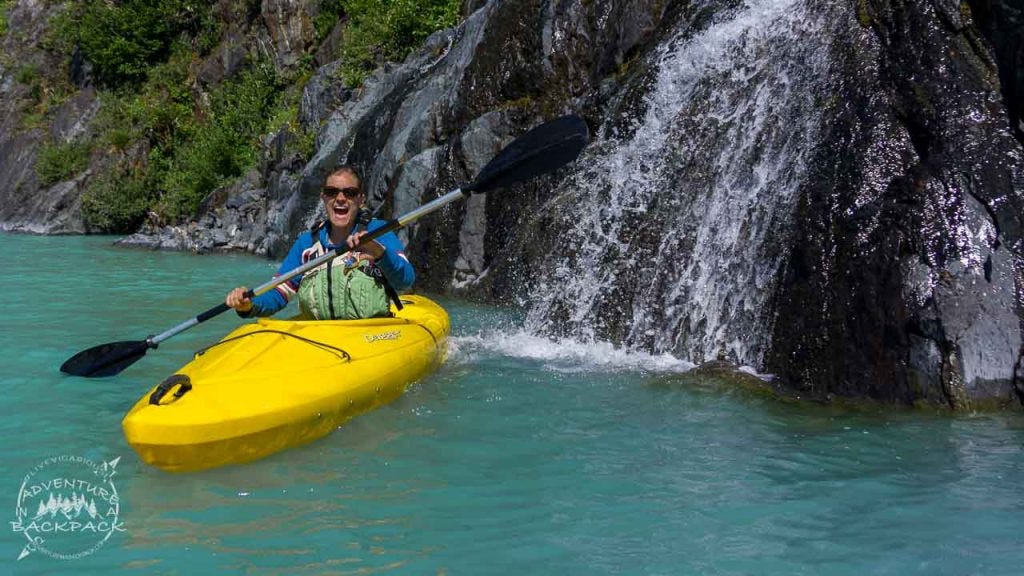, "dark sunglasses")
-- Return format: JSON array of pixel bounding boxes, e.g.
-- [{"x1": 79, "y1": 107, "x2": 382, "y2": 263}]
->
[{"x1": 321, "y1": 186, "x2": 362, "y2": 199}]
